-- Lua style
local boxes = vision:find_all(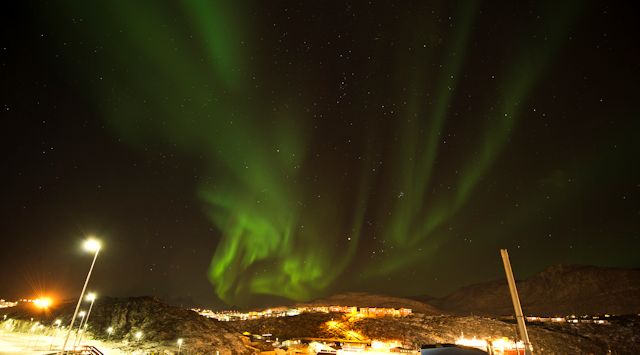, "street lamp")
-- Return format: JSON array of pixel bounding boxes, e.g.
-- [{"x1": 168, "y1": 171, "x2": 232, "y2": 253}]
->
[
  {"x1": 135, "y1": 331, "x2": 143, "y2": 341},
  {"x1": 177, "y1": 338, "x2": 183, "y2": 355},
  {"x1": 106, "y1": 326, "x2": 113, "y2": 341},
  {"x1": 49, "y1": 319, "x2": 62, "y2": 350},
  {"x1": 62, "y1": 236, "x2": 101, "y2": 354},
  {"x1": 75, "y1": 293, "x2": 97, "y2": 348},
  {"x1": 73, "y1": 311, "x2": 86, "y2": 347},
  {"x1": 33, "y1": 324, "x2": 45, "y2": 349}
]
